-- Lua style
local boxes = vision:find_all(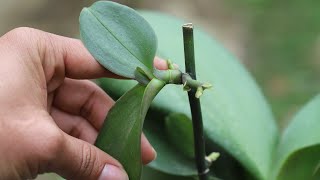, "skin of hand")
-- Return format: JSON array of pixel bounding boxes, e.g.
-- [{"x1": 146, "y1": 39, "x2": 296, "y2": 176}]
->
[{"x1": 0, "y1": 27, "x2": 169, "y2": 180}]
